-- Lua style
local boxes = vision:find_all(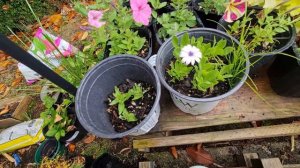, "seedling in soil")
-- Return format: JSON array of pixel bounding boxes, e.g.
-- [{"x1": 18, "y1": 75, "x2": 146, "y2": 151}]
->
[{"x1": 107, "y1": 79, "x2": 155, "y2": 132}]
